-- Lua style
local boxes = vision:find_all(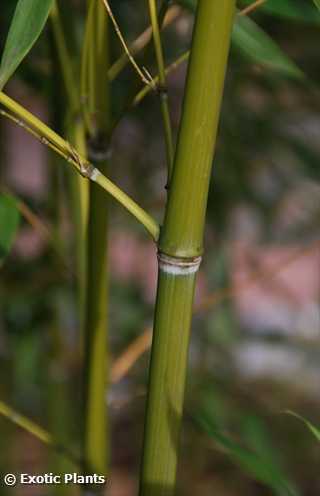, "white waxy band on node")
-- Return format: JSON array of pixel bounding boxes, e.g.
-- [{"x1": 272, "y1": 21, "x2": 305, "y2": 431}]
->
[
  {"x1": 158, "y1": 253, "x2": 202, "y2": 275},
  {"x1": 90, "y1": 167, "x2": 101, "y2": 181}
]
